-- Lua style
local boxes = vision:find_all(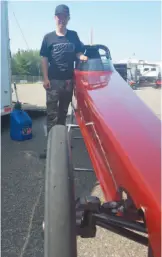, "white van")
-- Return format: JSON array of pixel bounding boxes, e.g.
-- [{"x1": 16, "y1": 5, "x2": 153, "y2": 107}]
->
[{"x1": 1, "y1": 1, "x2": 12, "y2": 116}]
